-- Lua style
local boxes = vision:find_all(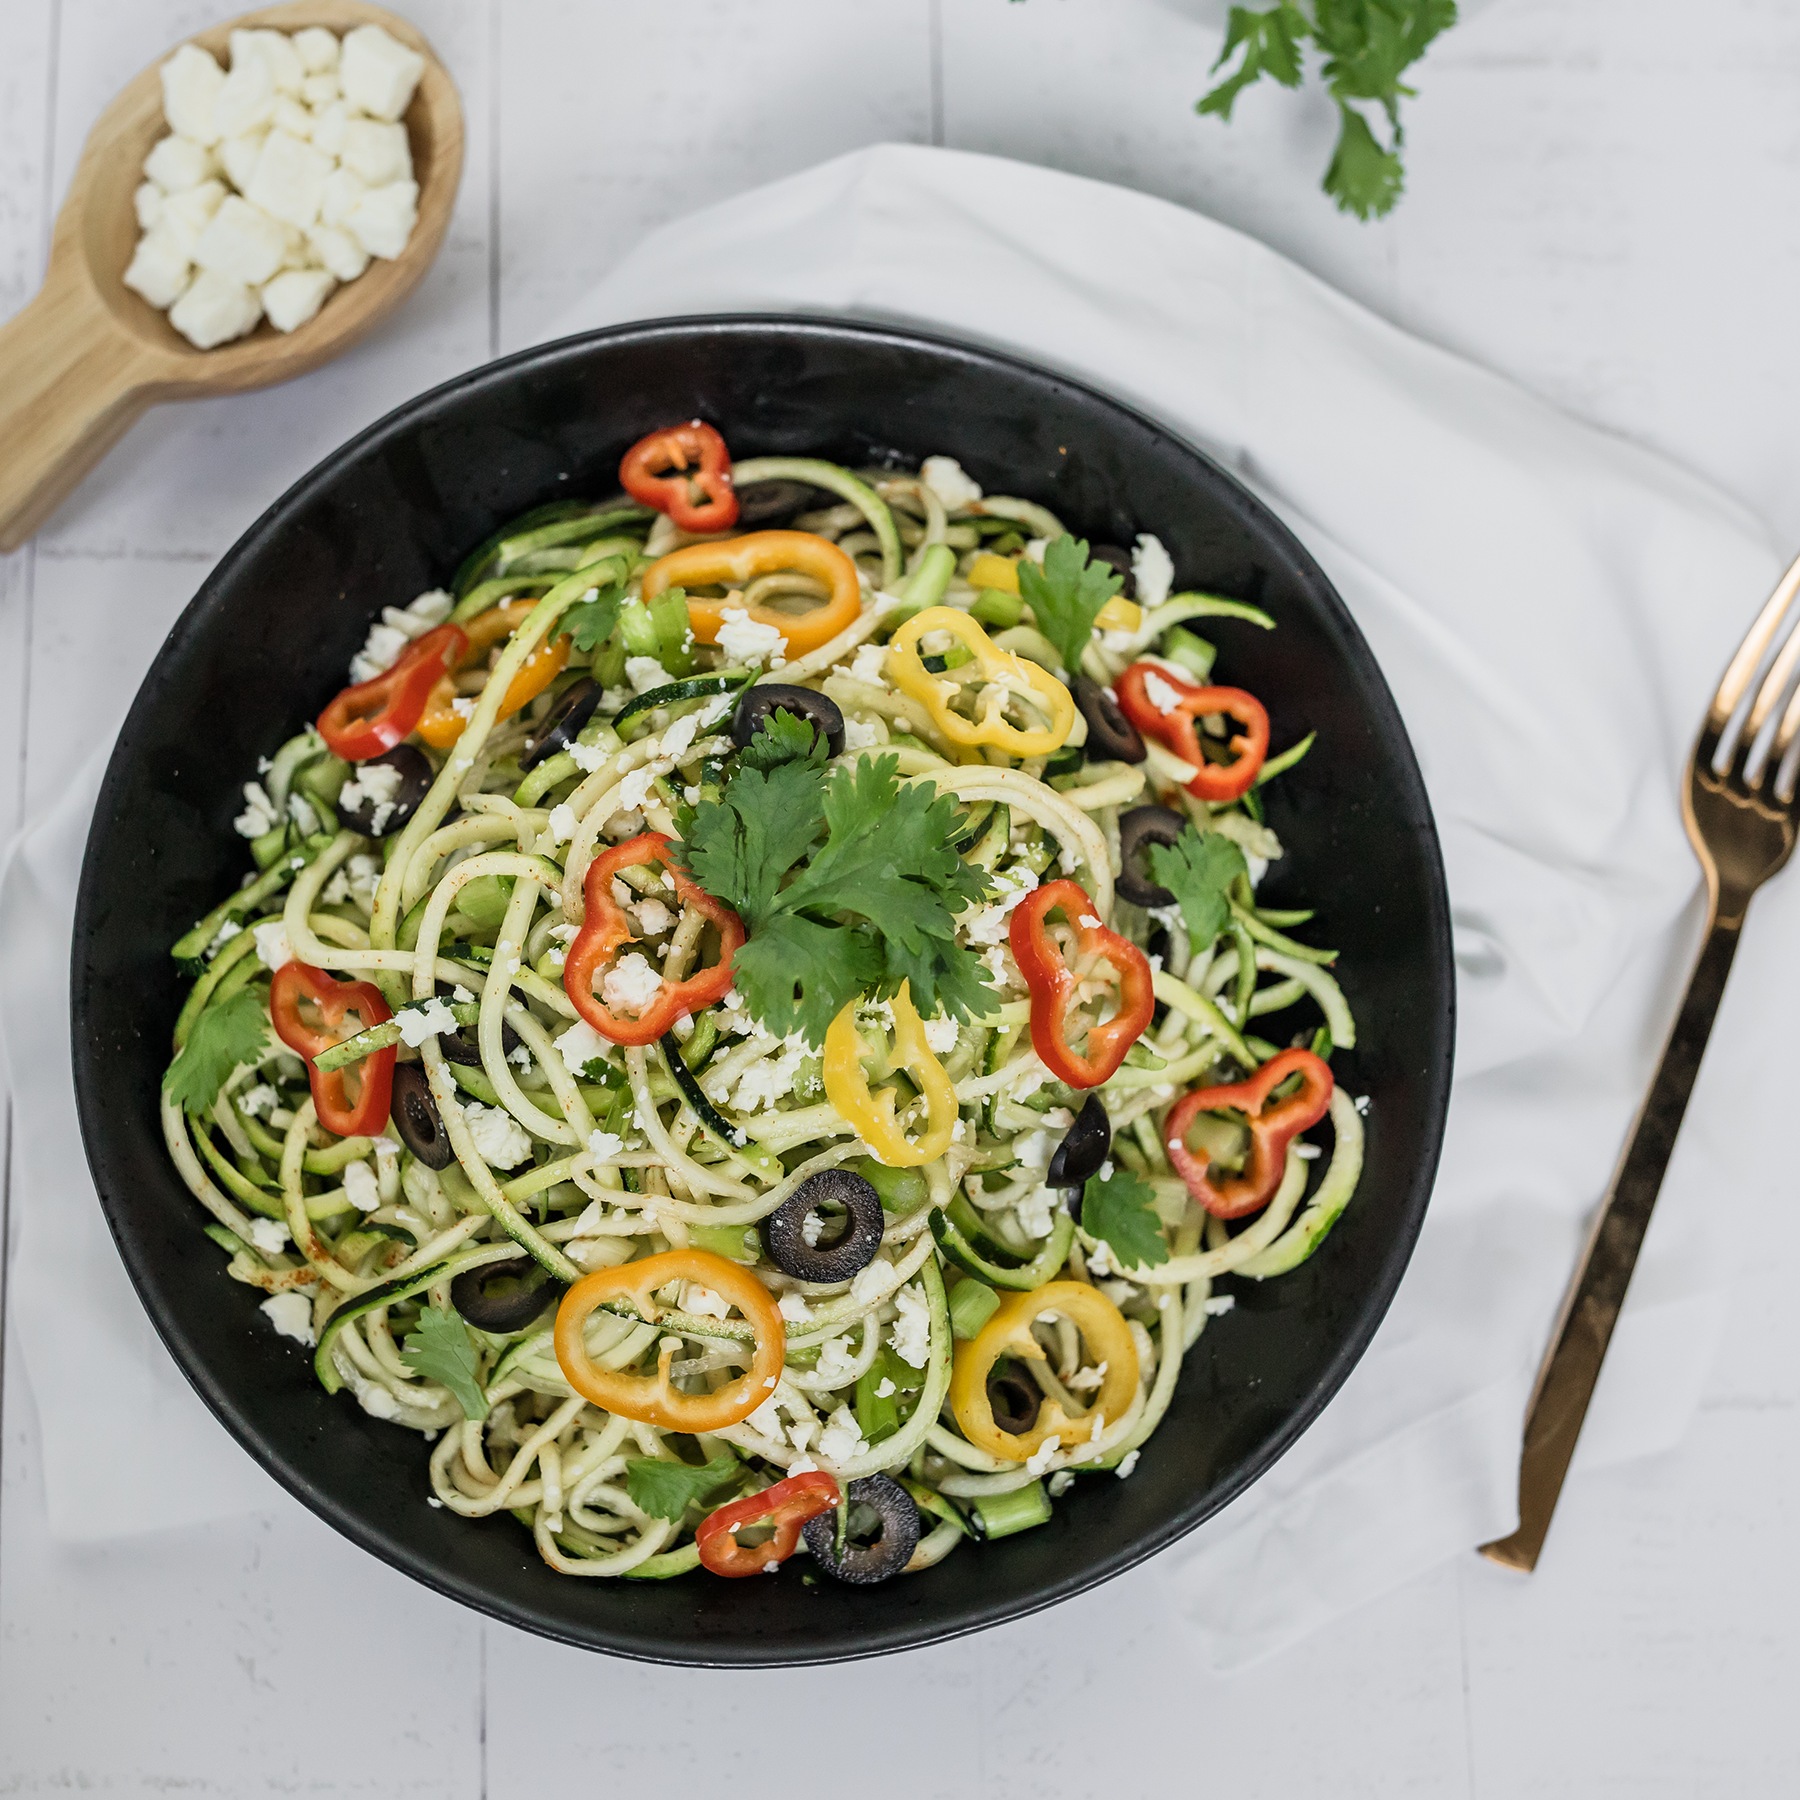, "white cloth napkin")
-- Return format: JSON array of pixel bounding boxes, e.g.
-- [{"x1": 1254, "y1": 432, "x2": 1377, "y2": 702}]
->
[{"x1": 5, "y1": 143, "x2": 1794, "y2": 1667}]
